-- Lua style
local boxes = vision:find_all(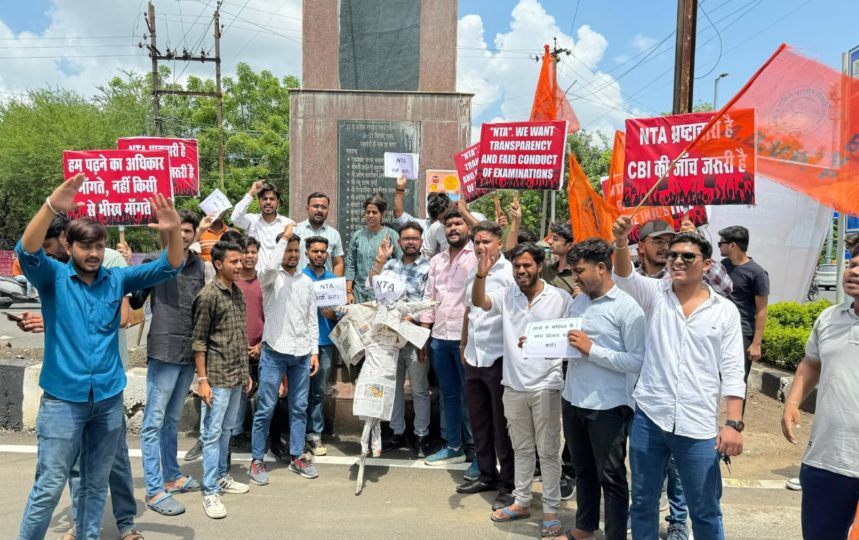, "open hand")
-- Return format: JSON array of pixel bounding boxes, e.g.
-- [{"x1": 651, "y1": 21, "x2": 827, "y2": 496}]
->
[
  {"x1": 49, "y1": 173, "x2": 86, "y2": 213},
  {"x1": 146, "y1": 194, "x2": 181, "y2": 233},
  {"x1": 17, "y1": 312, "x2": 44, "y2": 334}
]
